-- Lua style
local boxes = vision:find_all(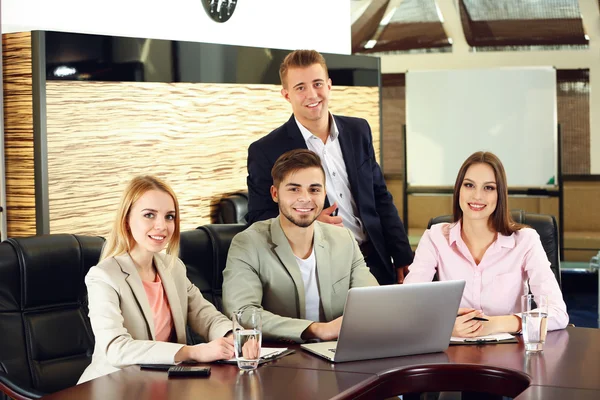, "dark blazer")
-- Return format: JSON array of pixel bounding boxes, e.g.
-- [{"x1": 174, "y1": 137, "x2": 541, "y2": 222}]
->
[{"x1": 246, "y1": 114, "x2": 413, "y2": 284}]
